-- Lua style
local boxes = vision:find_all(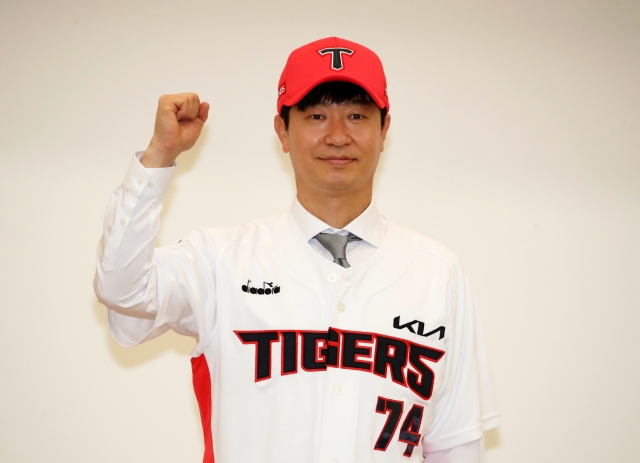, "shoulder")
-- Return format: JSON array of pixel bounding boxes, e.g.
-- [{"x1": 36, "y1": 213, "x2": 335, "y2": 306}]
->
[
  {"x1": 386, "y1": 218, "x2": 460, "y2": 268},
  {"x1": 156, "y1": 210, "x2": 291, "y2": 274},
  {"x1": 195, "y1": 210, "x2": 289, "y2": 252}
]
